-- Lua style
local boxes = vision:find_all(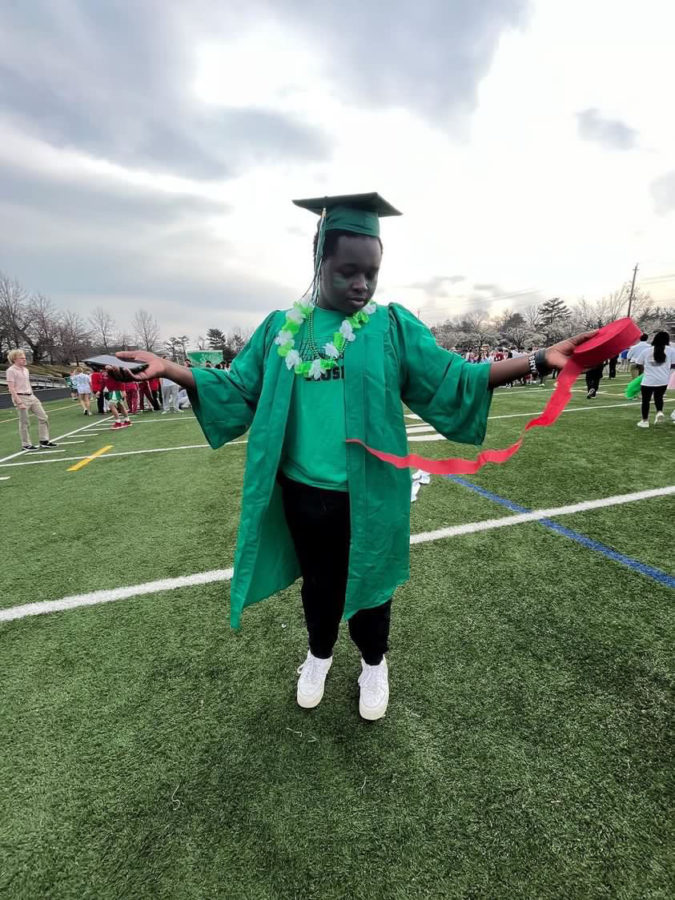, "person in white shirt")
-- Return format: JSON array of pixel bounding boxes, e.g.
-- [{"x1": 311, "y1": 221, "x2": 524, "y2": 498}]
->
[
  {"x1": 634, "y1": 332, "x2": 675, "y2": 428},
  {"x1": 71, "y1": 367, "x2": 93, "y2": 415},
  {"x1": 160, "y1": 375, "x2": 182, "y2": 413},
  {"x1": 627, "y1": 333, "x2": 651, "y2": 376}
]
